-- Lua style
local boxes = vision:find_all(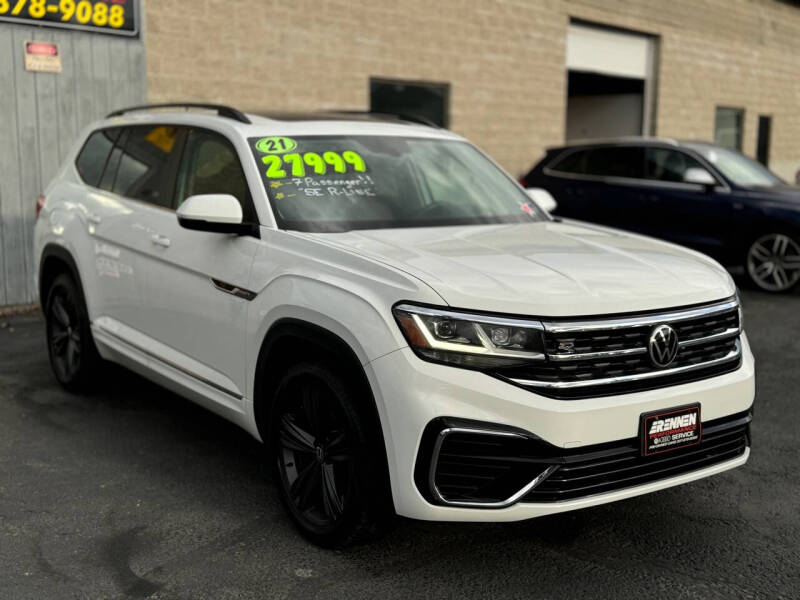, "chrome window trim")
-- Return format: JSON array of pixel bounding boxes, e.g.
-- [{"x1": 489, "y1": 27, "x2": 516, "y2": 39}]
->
[
  {"x1": 507, "y1": 340, "x2": 741, "y2": 390},
  {"x1": 542, "y1": 298, "x2": 738, "y2": 334},
  {"x1": 428, "y1": 427, "x2": 558, "y2": 508}
]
